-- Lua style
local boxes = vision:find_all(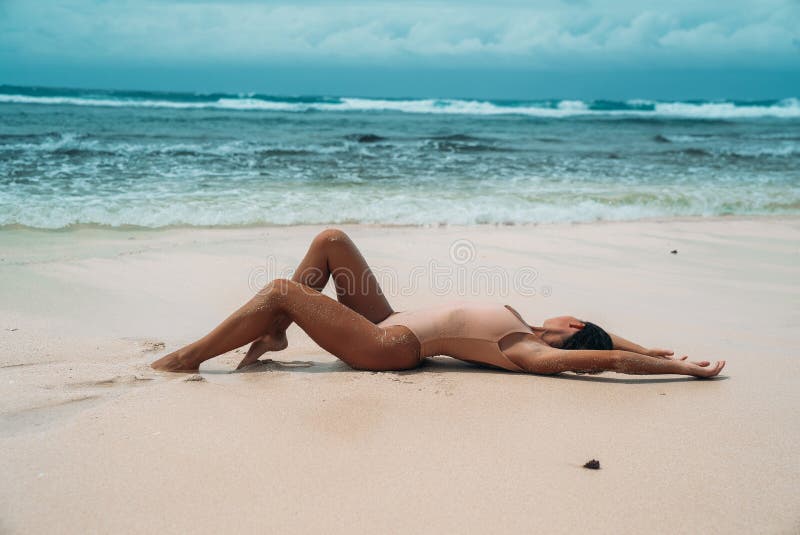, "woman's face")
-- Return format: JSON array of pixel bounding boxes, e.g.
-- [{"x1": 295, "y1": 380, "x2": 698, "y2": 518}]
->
[{"x1": 541, "y1": 316, "x2": 585, "y2": 347}]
